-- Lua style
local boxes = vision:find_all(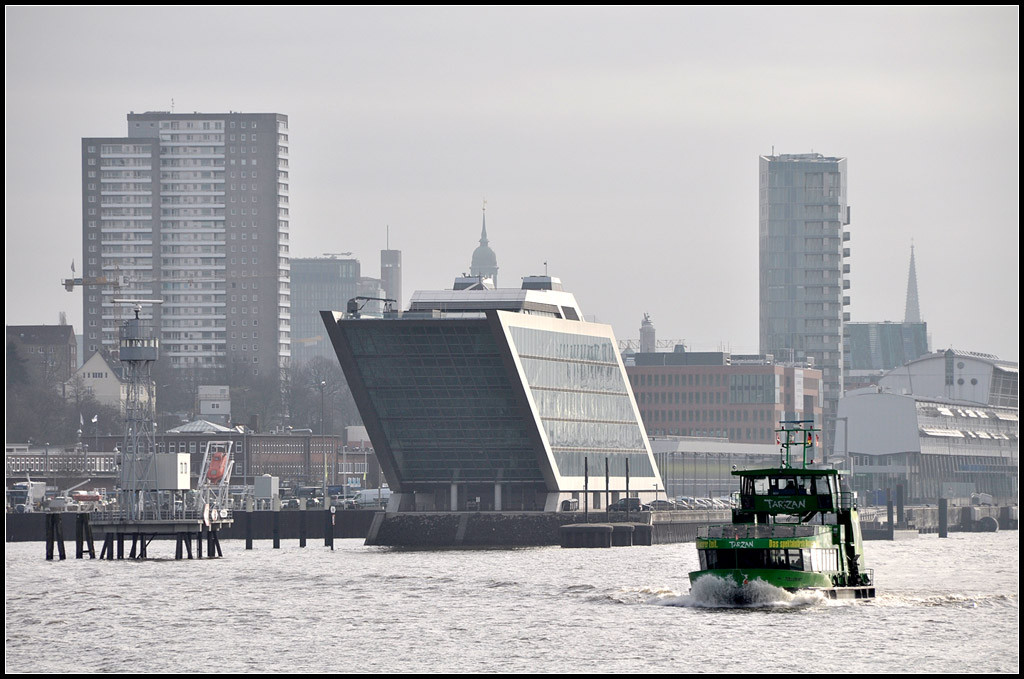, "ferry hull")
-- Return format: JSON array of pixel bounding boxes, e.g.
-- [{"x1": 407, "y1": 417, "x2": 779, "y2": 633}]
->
[{"x1": 689, "y1": 569, "x2": 875, "y2": 599}]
